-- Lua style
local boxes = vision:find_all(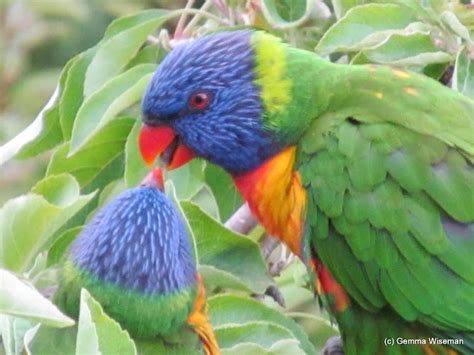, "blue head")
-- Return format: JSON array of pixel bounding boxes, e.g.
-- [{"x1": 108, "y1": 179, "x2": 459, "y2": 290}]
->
[
  {"x1": 71, "y1": 186, "x2": 196, "y2": 295},
  {"x1": 141, "y1": 30, "x2": 284, "y2": 175}
]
